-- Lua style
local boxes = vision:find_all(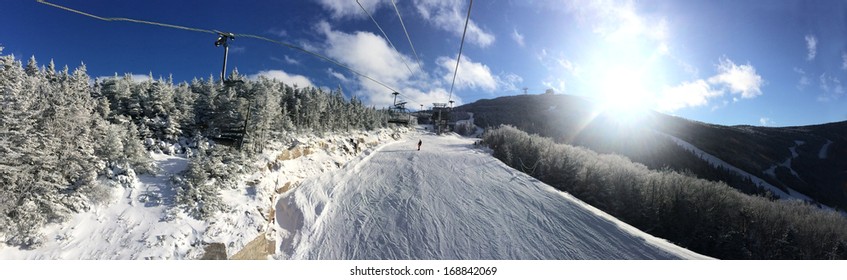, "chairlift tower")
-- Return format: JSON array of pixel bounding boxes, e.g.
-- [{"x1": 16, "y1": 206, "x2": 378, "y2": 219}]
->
[
  {"x1": 392, "y1": 92, "x2": 400, "y2": 106},
  {"x1": 214, "y1": 31, "x2": 236, "y2": 82},
  {"x1": 432, "y1": 102, "x2": 449, "y2": 135}
]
